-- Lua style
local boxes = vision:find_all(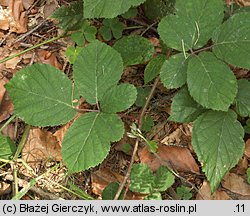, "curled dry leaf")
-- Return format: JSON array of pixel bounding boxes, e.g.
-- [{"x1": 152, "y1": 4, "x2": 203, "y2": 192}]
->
[
  {"x1": 196, "y1": 180, "x2": 231, "y2": 200},
  {"x1": 222, "y1": 173, "x2": 250, "y2": 196},
  {"x1": 36, "y1": 50, "x2": 62, "y2": 70},
  {"x1": 0, "y1": 123, "x2": 15, "y2": 140},
  {"x1": 1, "y1": 0, "x2": 28, "y2": 33},
  {"x1": 0, "y1": 77, "x2": 8, "y2": 104},
  {"x1": 0, "y1": 181, "x2": 11, "y2": 196},
  {"x1": 5, "y1": 55, "x2": 21, "y2": 69},
  {"x1": 139, "y1": 144, "x2": 200, "y2": 174},
  {"x1": 235, "y1": 0, "x2": 250, "y2": 6},
  {"x1": 22, "y1": 128, "x2": 62, "y2": 165}
]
